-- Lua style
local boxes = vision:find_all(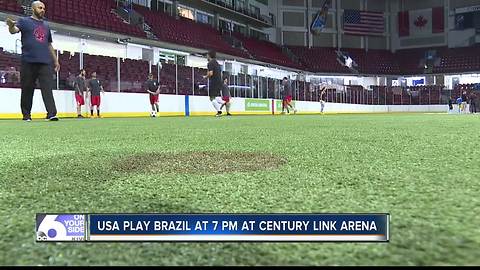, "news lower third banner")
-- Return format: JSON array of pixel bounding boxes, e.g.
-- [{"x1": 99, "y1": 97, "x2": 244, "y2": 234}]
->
[{"x1": 36, "y1": 214, "x2": 390, "y2": 242}]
